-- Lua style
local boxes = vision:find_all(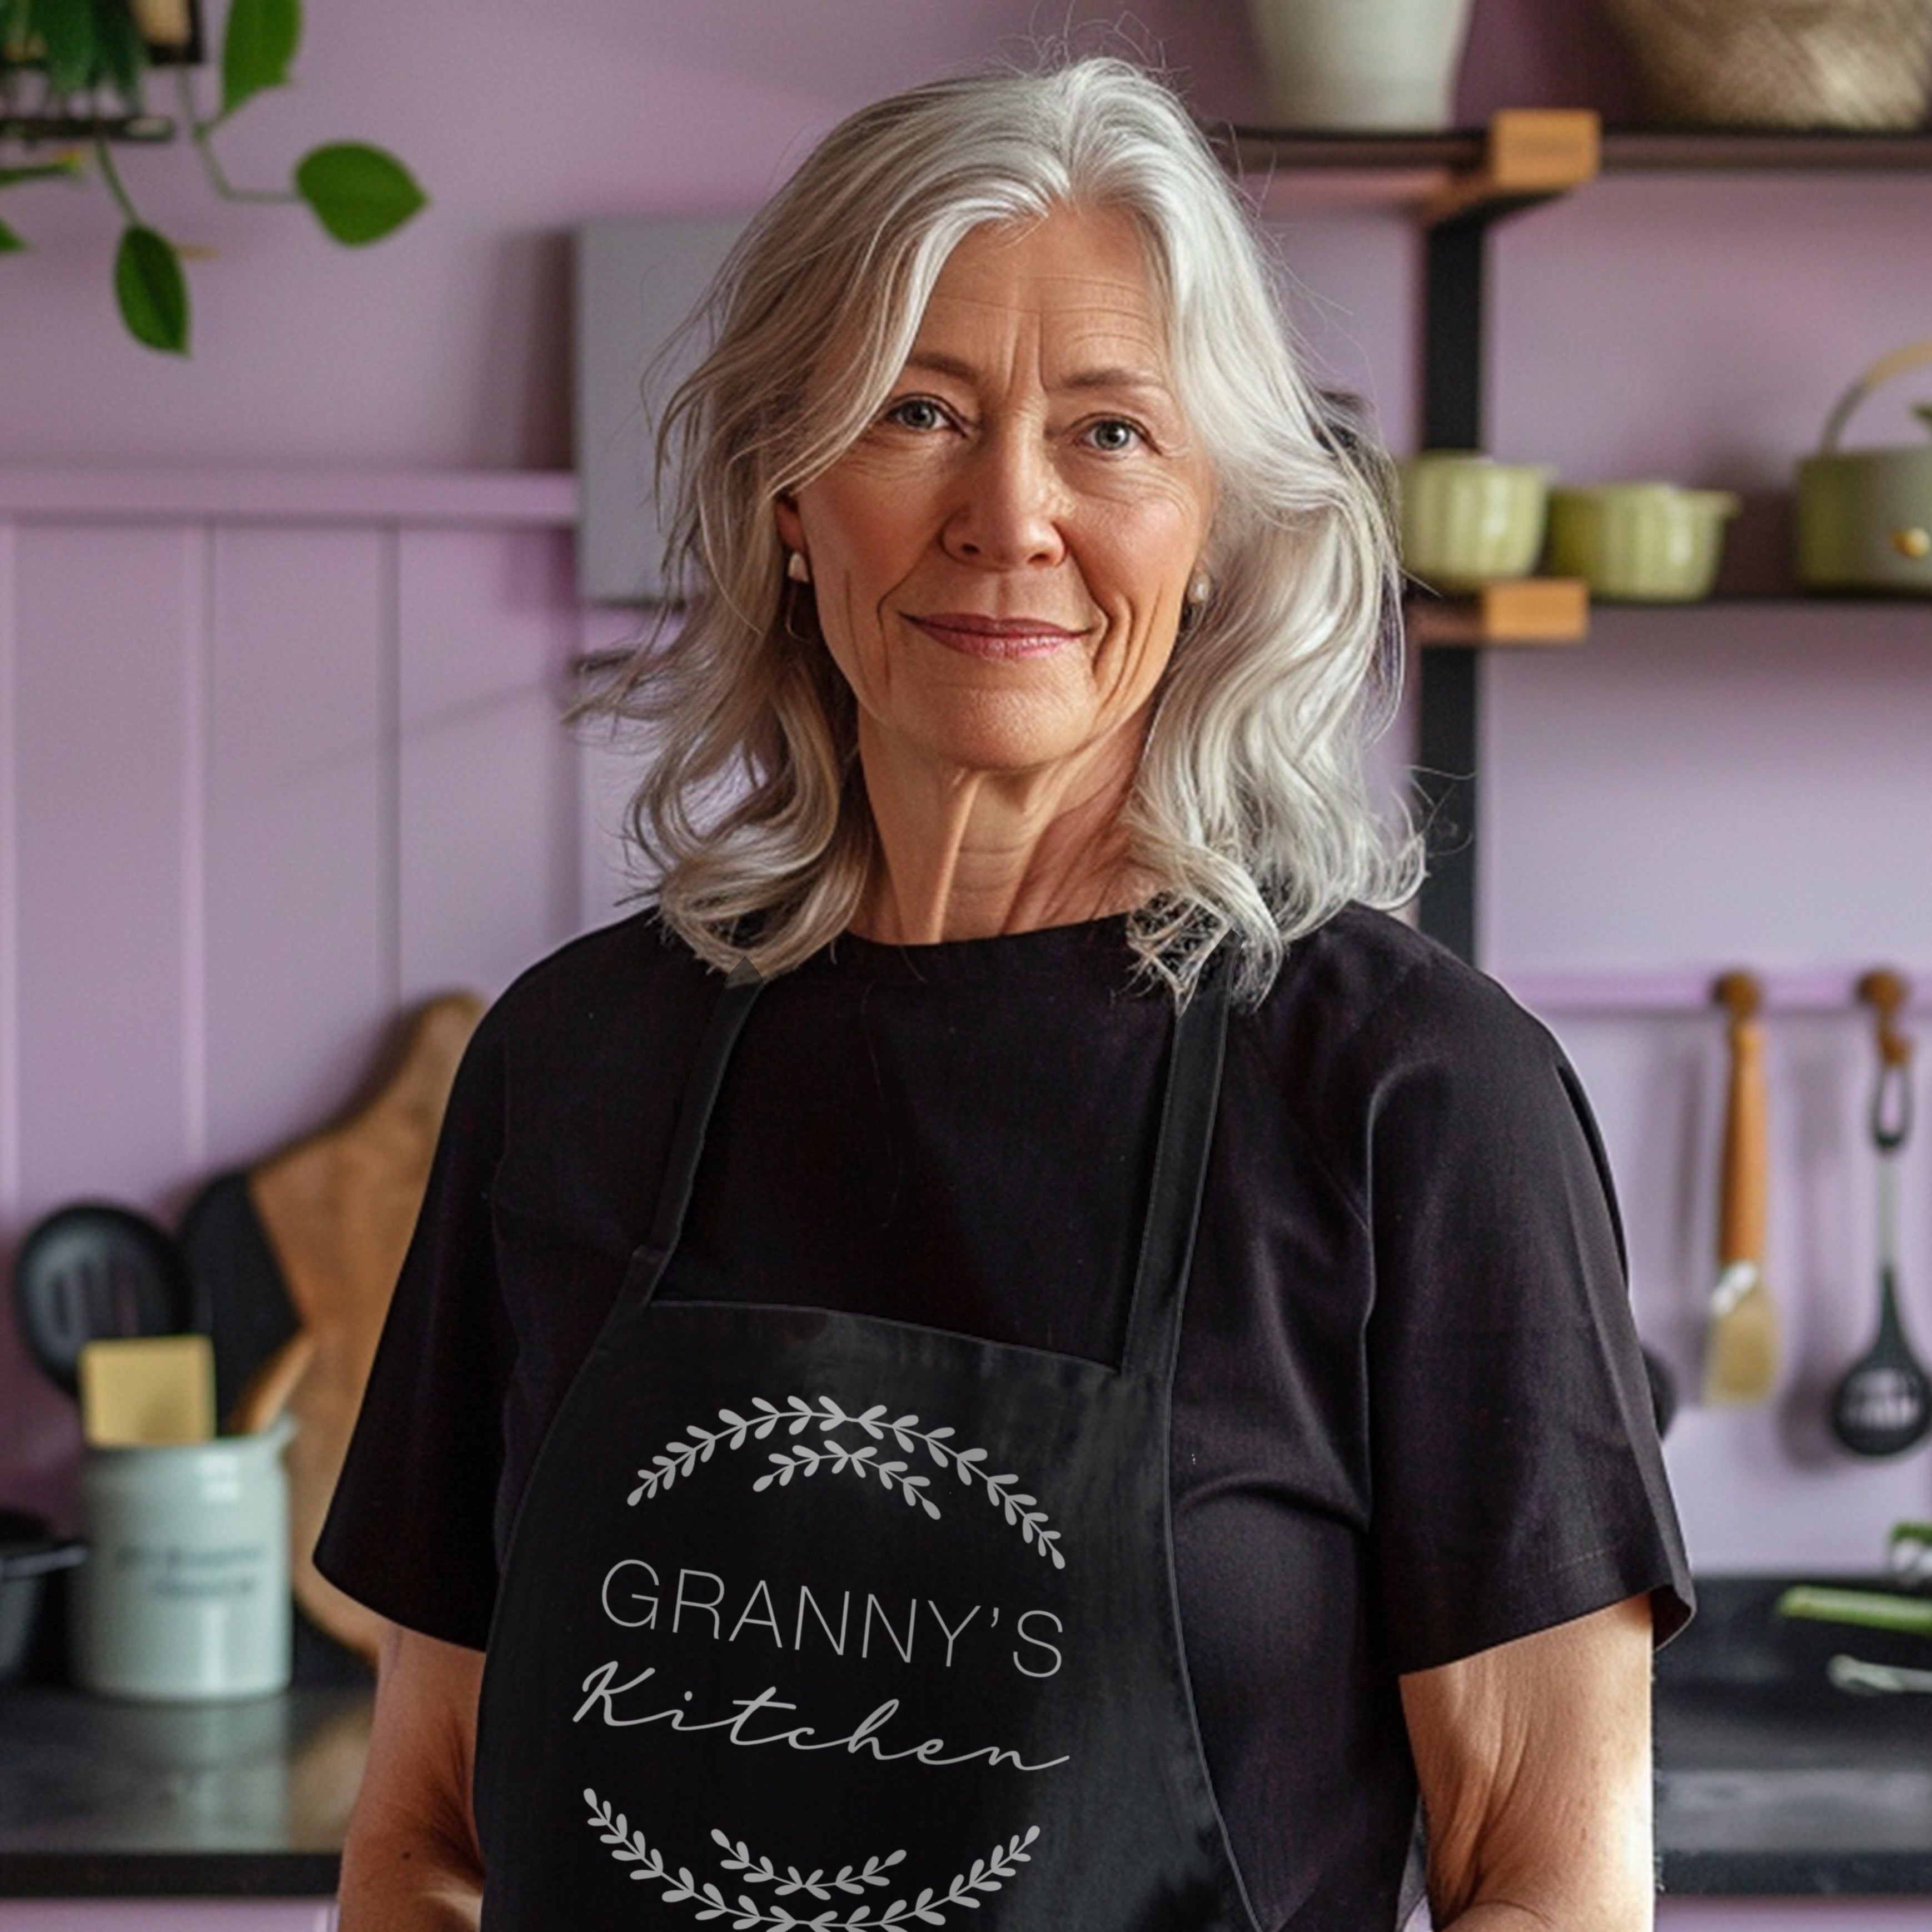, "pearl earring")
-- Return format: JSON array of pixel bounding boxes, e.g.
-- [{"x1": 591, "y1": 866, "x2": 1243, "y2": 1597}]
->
[
  {"x1": 786, "y1": 551, "x2": 811, "y2": 585},
  {"x1": 1187, "y1": 571, "x2": 1213, "y2": 607}
]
